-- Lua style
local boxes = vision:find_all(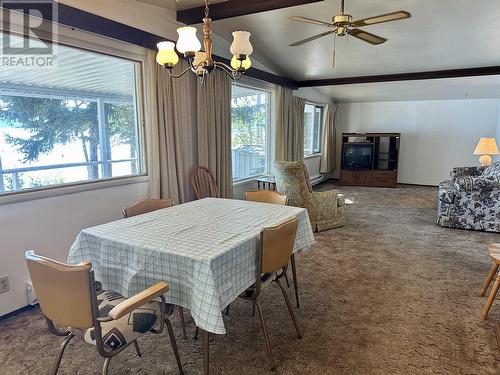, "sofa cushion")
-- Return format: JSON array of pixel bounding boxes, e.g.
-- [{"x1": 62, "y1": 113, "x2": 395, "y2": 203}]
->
[{"x1": 483, "y1": 161, "x2": 500, "y2": 178}]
